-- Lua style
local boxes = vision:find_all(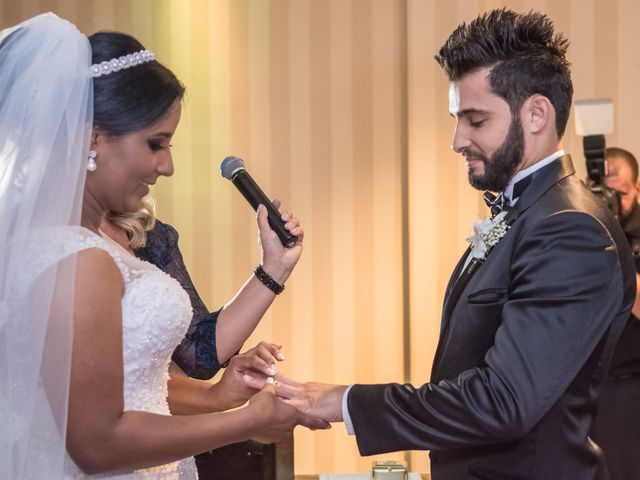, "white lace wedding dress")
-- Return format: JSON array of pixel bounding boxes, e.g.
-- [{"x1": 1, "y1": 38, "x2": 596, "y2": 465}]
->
[{"x1": 58, "y1": 228, "x2": 198, "y2": 479}]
